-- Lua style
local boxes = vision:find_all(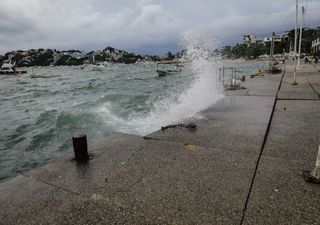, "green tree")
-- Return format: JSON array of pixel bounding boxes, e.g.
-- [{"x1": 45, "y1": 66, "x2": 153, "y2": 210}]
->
[
  {"x1": 245, "y1": 43, "x2": 268, "y2": 59},
  {"x1": 231, "y1": 44, "x2": 247, "y2": 58},
  {"x1": 164, "y1": 51, "x2": 175, "y2": 60}
]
